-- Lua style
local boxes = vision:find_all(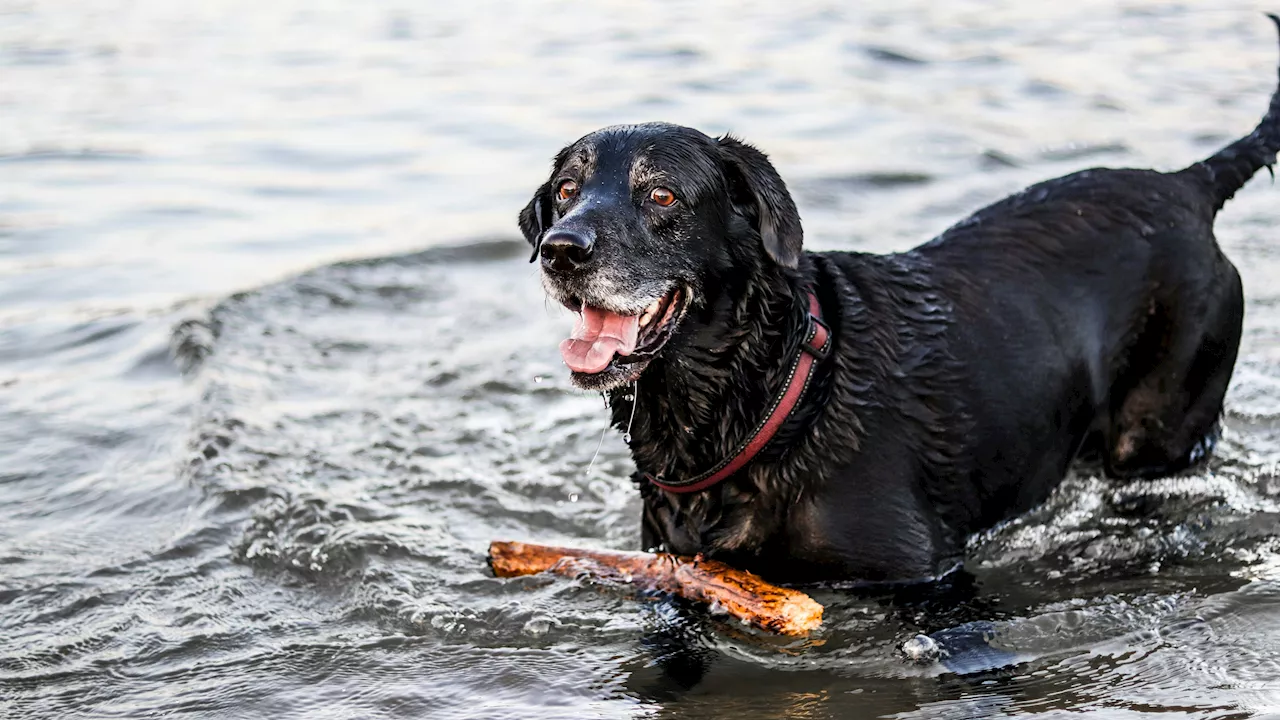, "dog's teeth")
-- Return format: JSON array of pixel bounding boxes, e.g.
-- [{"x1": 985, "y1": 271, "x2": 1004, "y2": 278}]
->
[{"x1": 638, "y1": 299, "x2": 662, "y2": 328}]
